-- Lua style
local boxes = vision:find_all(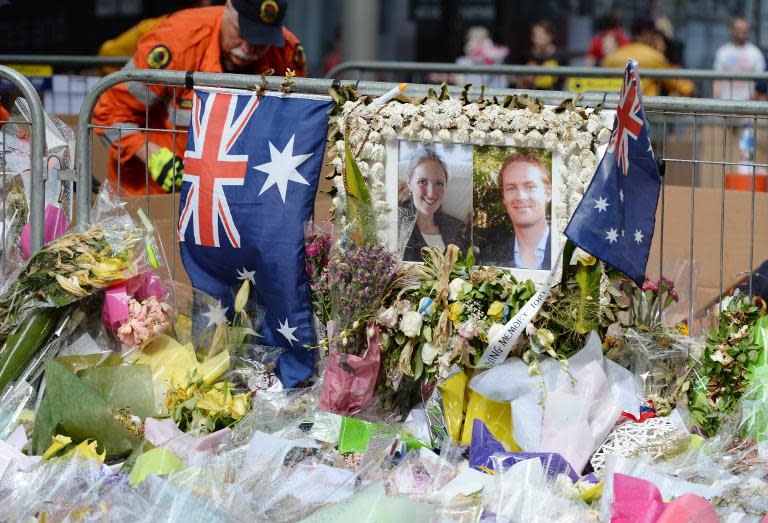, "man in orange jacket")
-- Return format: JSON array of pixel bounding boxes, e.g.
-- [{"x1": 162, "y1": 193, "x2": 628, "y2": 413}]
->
[{"x1": 93, "y1": 0, "x2": 307, "y2": 195}]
